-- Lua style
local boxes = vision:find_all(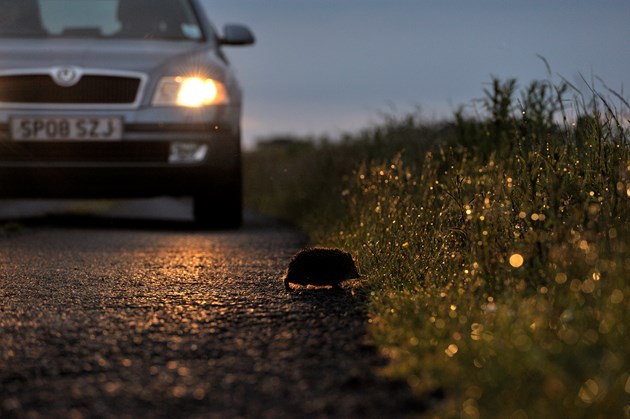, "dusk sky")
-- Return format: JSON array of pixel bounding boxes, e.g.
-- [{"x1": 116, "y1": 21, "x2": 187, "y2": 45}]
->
[{"x1": 202, "y1": 1, "x2": 629, "y2": 147}]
